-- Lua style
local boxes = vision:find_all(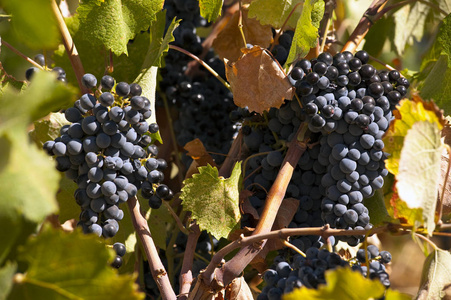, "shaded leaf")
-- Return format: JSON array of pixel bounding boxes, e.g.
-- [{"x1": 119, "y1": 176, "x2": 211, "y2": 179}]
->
[
  {"x1": 76, "y1": 0, "x2": 164, "y2": 55},
  {"x1": 417, "y1": 249, "x2": 451, "y2": 300},
  {"x1": 0, "y1": 61, "x2": 27, "y2": 94},
  {"x1": 144, "y1": 10, "x2": 180, "y2": 68},
  {"x1": 283, "y1": 267, "x2": 385, "y2": 300},
  {"x1": 212, "y1": 10, "x2": 273, "y2": 62},
  {"x1": 56, "y1": 176, "x2": 79, "y2": 224},
  {"x1": 181, "y1": 162, "x2": 241, "y2": 239},
  {"x1": 286, "y1": 0, "x2": 324, "y2": 64},
  {"x1": 147, "y1": 197, "x2": 173, "y2": 250},
  {"x1": 393, "y1": 2, "x2": 429, "y2": 55},
  {"x1": 9, "y1": 227, "x2": 144, "y2": 300},
  {"x1": 184, "y1": 138, "x2": 217, "y2": 168},
  {"x1": 363, "y1": 186, "x2": 394, "y2": 227},
  {"x1": 225, "y1": 46, "x2": 295, "y2": 114},
  {"x1": 0, "y1": 262, "x2": 16, "y2": 300},
  {"x1": 29, "y1": 112, "x2": 70, "y2": 148},
  {"x1": 199, "y1": 0, "x2": 223, "y2": 22},
  {"x1": 248, "y1": 0, "x2": 303, "y2": 29},
  {"x1": 0, "y1": 0, "x2": 59, "y2": 49},
  {"x1": 240, "y1": 190, "x2": 259, "y2": 220}
]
